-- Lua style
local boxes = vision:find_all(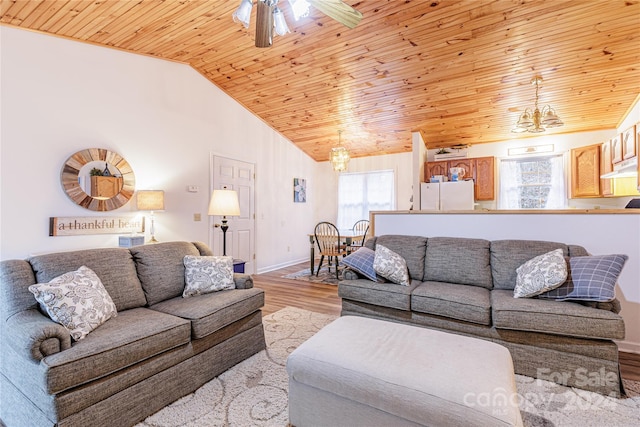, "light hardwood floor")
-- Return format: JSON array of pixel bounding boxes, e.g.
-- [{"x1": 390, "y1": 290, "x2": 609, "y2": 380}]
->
[{"x1": 253, "y1": 261, "x2": 640, "y2": 383}]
